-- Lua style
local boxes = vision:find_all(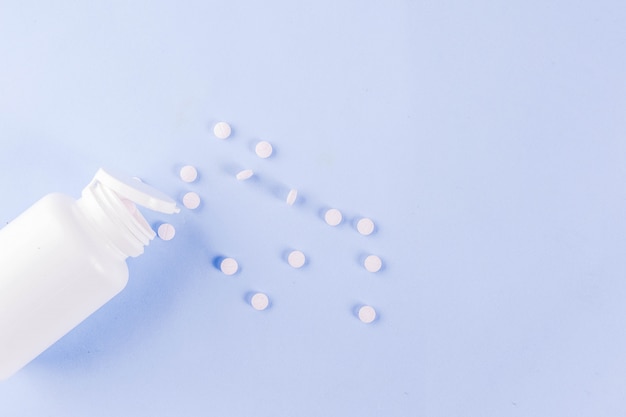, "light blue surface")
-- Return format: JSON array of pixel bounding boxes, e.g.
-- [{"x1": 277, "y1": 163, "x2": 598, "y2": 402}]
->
[{"x1": 1, "y1": 1, "x2": 626, "y2": 416}]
